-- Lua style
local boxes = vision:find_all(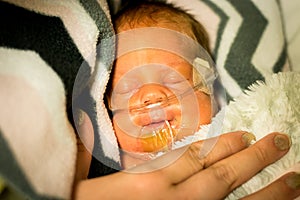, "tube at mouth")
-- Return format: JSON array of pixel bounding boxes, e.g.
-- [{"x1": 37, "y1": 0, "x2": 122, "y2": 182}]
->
[{"x1": 138, "y1": 120, "x2": 177, "y2": 152}]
